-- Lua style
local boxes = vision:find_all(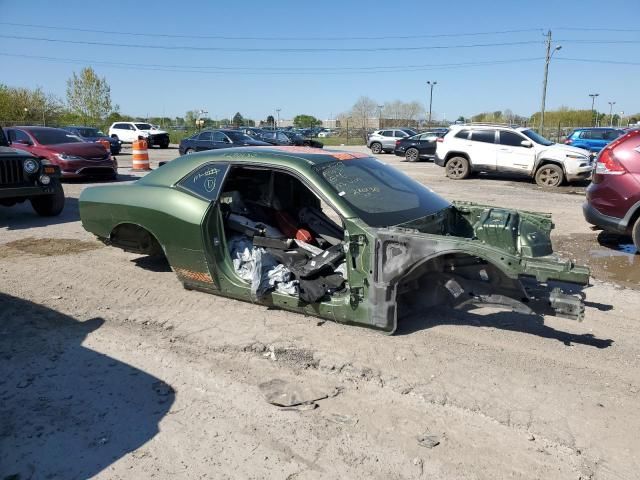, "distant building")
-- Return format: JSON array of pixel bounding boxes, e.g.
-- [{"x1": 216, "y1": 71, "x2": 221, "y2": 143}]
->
[{"x1": 324, "y1": 117, "x2": 422, "y2": 129}]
